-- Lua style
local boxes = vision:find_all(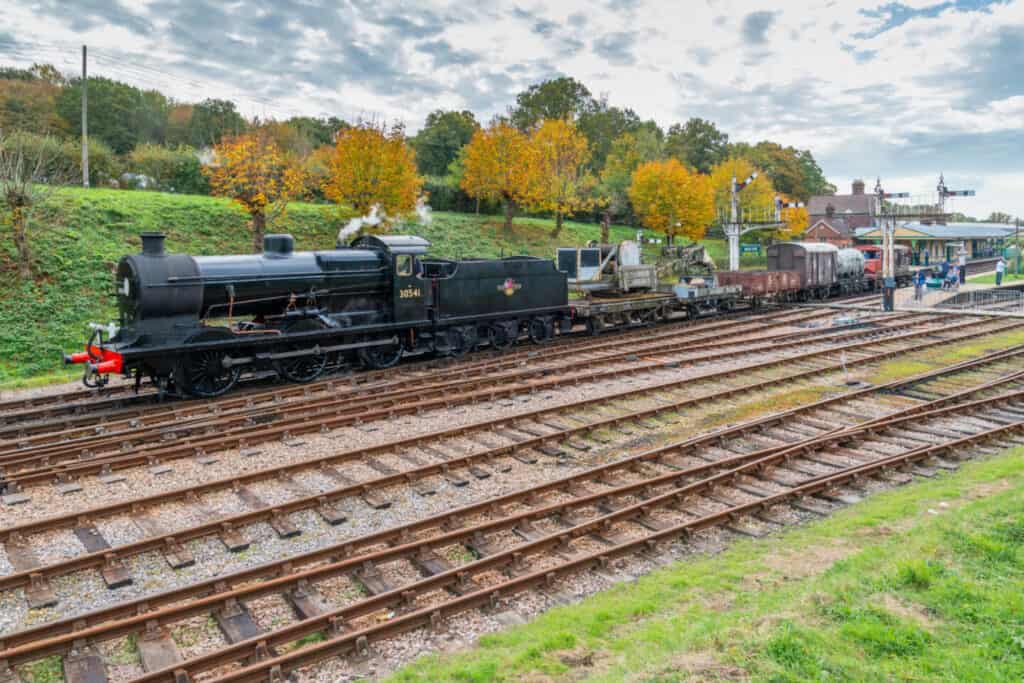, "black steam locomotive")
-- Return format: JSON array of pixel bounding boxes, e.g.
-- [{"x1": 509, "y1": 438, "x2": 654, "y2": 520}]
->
[{"x1": 65, "y1": 233, "x2": 570, "y2": 397}]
